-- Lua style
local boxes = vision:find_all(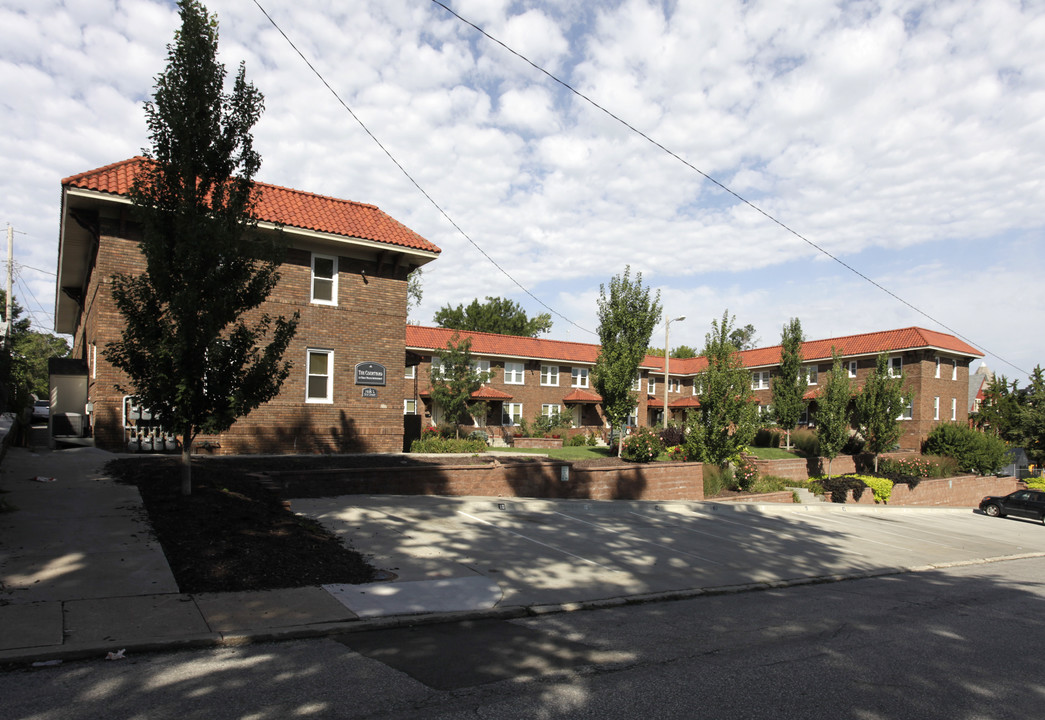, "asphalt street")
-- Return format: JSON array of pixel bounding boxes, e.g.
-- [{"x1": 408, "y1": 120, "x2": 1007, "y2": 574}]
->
[{"x1": 4, "y1": 555, "x2": 1043, "y2": 719}]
